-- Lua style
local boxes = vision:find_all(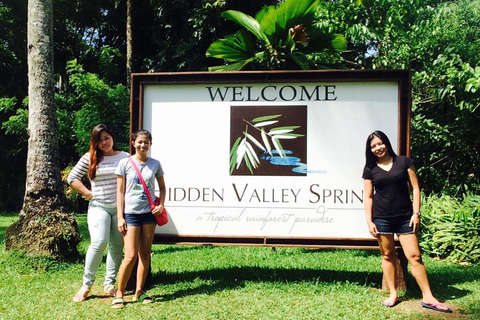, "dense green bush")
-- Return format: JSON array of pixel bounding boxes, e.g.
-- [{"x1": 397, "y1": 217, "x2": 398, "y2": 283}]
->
[
  {"x1": 62, "y1": 59, "x2": 130, "y2": 155},
  {"x1": 61, "y1": 165, "x2": 89, "y2": 213},
  {"x1": 420, "y1": 193, "x2": 480, "y2": 264}
]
